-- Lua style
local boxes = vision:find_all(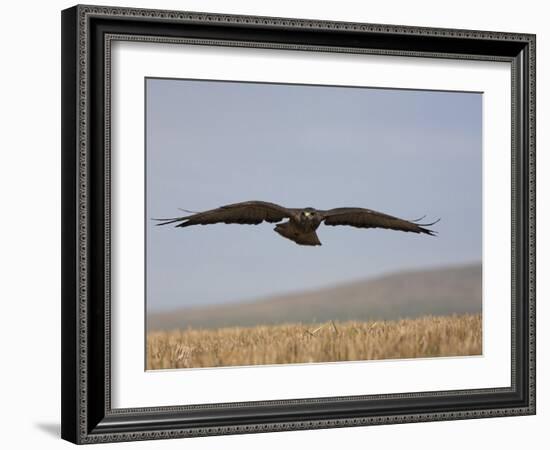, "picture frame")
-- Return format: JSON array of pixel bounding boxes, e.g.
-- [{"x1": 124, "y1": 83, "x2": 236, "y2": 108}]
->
[{"x1": 61, "y1": 4, "x2": 536, "y2": 444}]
